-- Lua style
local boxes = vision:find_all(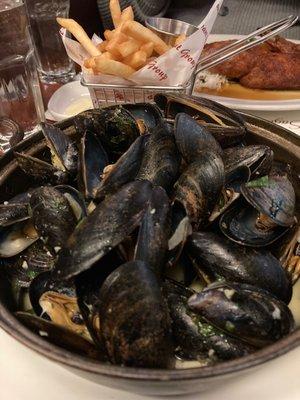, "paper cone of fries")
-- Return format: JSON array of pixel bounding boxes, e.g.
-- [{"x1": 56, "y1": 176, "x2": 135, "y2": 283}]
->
[{"x1": 59, "y1": 0, "x2": 223, "y2": 87}]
